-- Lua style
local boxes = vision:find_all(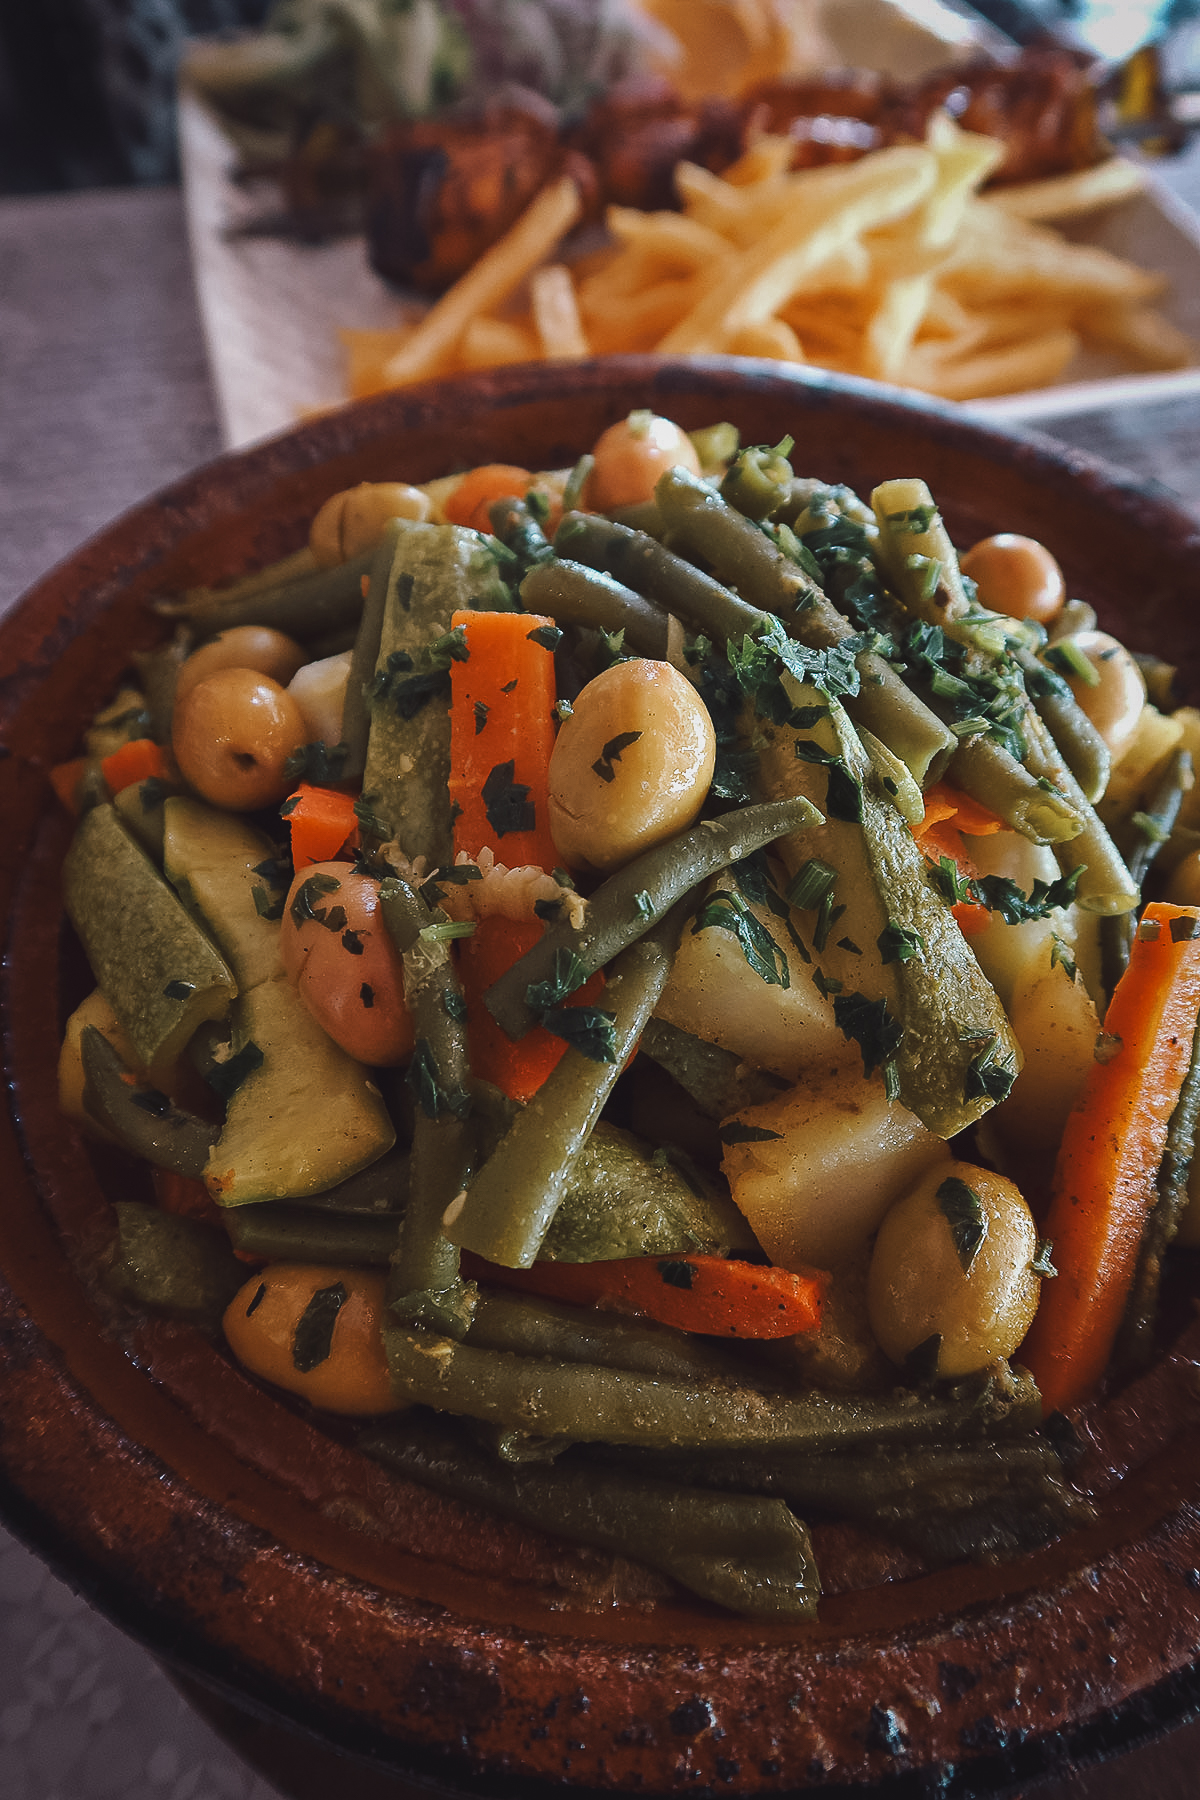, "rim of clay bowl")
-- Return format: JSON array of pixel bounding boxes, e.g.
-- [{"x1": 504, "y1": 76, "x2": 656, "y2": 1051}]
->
[{"x1": 4, "y1": 357, "x2": 1200, "y2": 1799}]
